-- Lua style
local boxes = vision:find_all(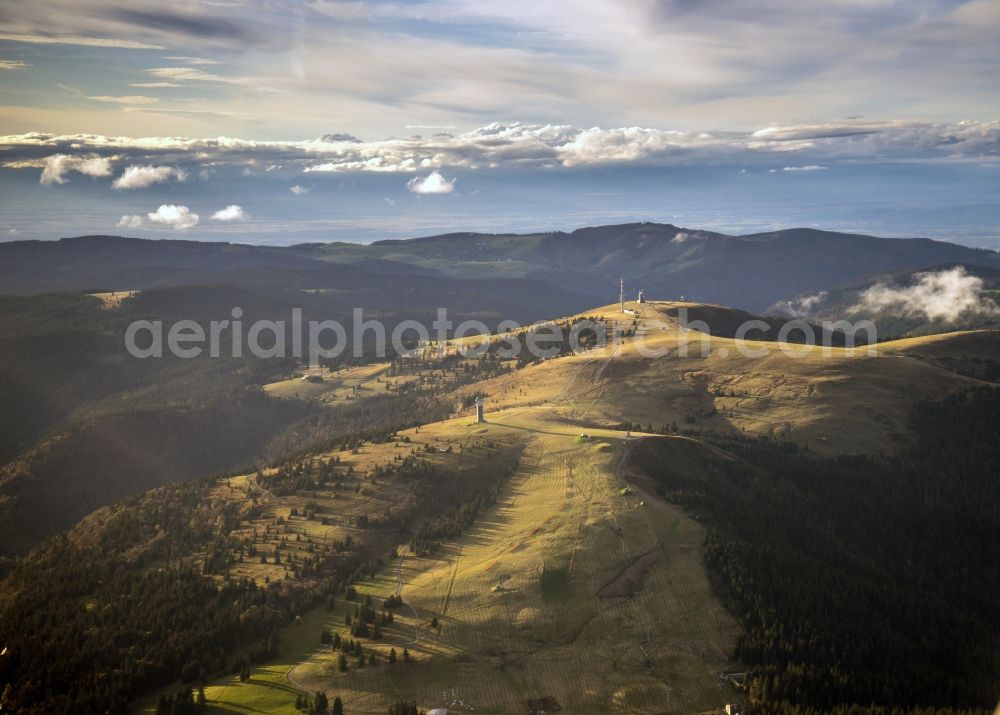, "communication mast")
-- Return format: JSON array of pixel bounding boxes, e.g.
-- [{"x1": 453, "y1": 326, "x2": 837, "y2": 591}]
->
[
  {"x1": 619, "y1": 277, "x2": 624, "y2": 314},
  {"x1": 475, "y1": 395, "x2": 485, "y2": 423}
]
